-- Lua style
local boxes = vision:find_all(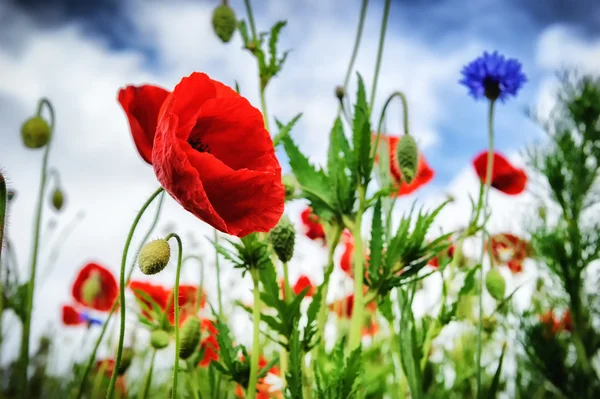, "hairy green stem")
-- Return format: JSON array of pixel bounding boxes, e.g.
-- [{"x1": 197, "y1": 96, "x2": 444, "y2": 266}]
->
[
  {"x1": 372, "y1": 91, "x2": 410, "y2": 175},
  {"x1": 476, "y1": 100, "x2": 495, "y2": 398},
  {"x1": 260, "y1": 89, "x2": 270, "y2": 133},
  {"x1": 214, "y1": 230, "x2": 224, "y2": 318},
  {"x1": 368, "y1": 0, "x2": 391, "y2": 111},
  {"x1": 165, "y1": 233, "x2": 183, "y2": 399},
  {"x1": 106, "y1": 187, "x2": 164, "y2": 398},
  {"x1": 246, "y1": 269, "x2": 262, "y2": 399},
  {"x1": 139, "y1": 349, "x2": 156, "y2": 399},
  {"x1": 348, "y1": 186, "x2": 367, "y2": 350},
  {"x1": 19, "y1": 98, "x2": 55, "y2": 398}
]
